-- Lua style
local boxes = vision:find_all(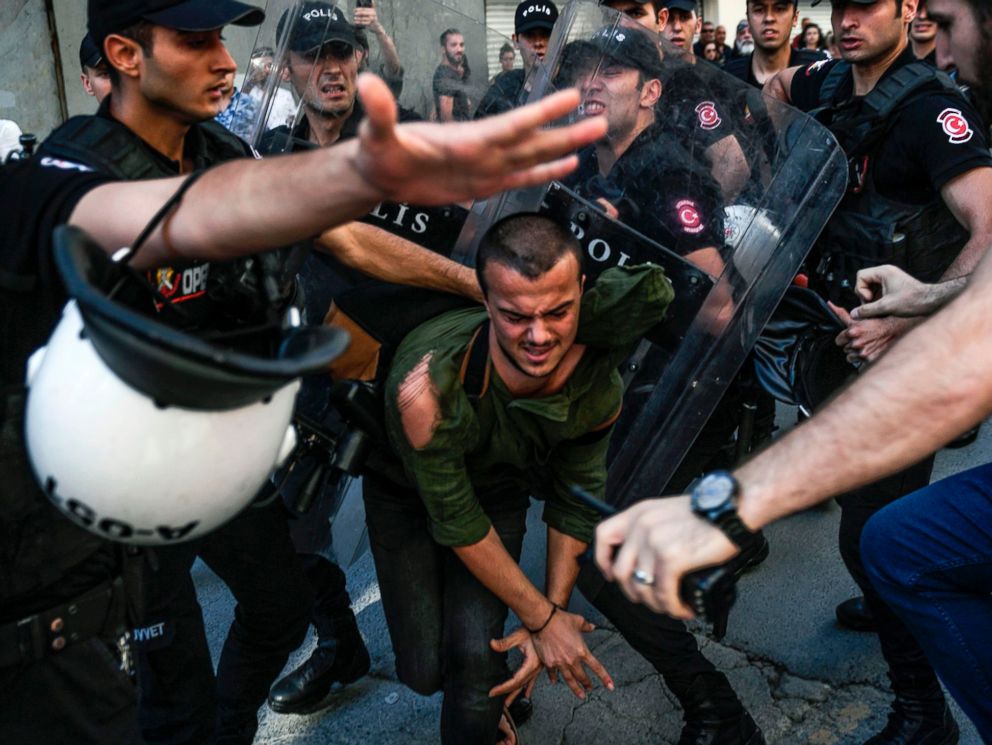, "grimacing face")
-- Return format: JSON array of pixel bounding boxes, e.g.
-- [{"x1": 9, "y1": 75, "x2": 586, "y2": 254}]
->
[
  {"x1": 288, "y1": 42, "x2": 360, "y2": 118},
  {"x1": 577, "y1": 62, "x2": 655, "y2": 144},
  {"x1": 483, "y1": 253, "x2": 583, "y2": 380}
]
